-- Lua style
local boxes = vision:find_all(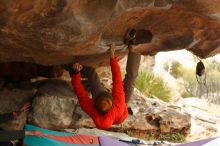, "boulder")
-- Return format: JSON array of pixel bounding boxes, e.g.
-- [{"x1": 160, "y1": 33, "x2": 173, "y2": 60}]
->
[
  {"x1": 0, "y1": 84, "x2": 36, "y2": 130},
  {"x1": 1, "y1": 0, "x2": 220, "y2": 66},
  {"x1": 126, "y1": 92, "x2": 191, "y2": 135},
  {"x1": 176, "y1": 97, "x2": 220, "y2": 141},
  {"x1": 31, "y1": 79, "x2": 77, "y2": 129}
]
